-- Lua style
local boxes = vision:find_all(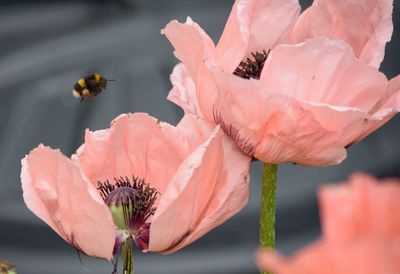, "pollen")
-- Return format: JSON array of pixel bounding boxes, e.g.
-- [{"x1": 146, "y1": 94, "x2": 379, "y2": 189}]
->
[
  {"x1": 233, "y1": 50, "x2": 269, "y2": 80},
  {"x1": 78, "y1": 78, "x2": 86, "y2": 87},
  {"x1": 94, "y1": 73, "x2": 101, "y2": 82},
  {"x1": 82, "y1": 89, "x2": 90, "y2": 96}
]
